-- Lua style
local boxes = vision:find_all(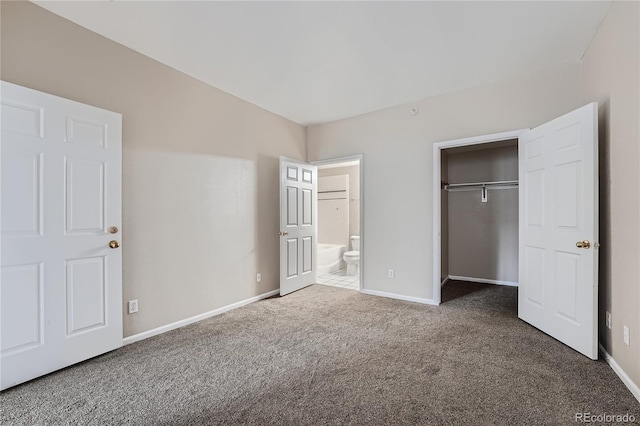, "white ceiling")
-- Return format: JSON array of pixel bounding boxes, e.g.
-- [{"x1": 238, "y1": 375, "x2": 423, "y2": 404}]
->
[{"x1": 33, "y1": 1, "x2": 611, "y2": 126}]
